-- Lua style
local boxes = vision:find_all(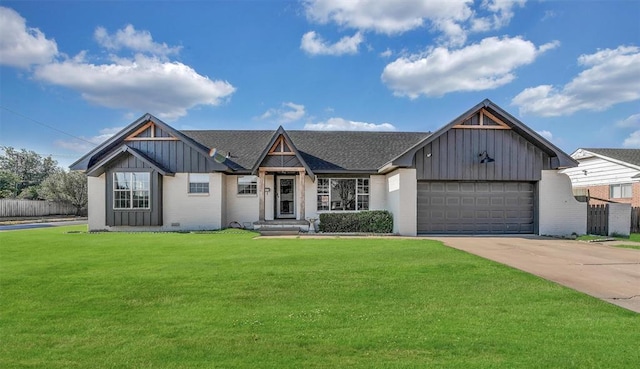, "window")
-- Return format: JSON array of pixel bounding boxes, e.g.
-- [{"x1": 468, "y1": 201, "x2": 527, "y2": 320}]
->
[
  {"x1": 237, "y1": 175, "x2": 258, "y2": 195},
  {"x1": 189, "y1": 173, "x2": 209, "y2": 194},
  {"x1": 610, "y1": 183, "x2": 632, "y2": 198},
  {"x1": 317, "y1": 178, "x2": 369, "y2": 211},
  {"x1": 113, "y1": 172, "x2": 150, "y2": 209}
]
